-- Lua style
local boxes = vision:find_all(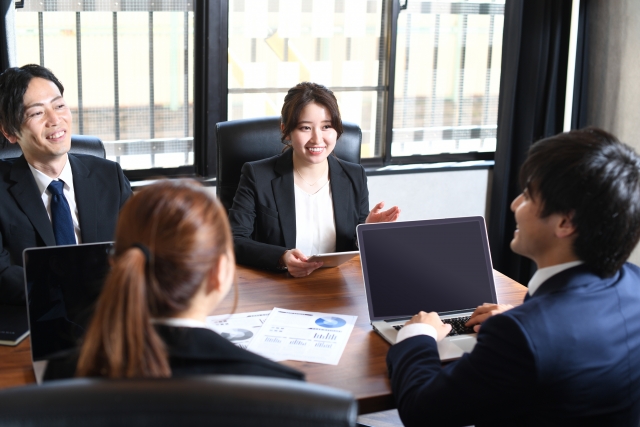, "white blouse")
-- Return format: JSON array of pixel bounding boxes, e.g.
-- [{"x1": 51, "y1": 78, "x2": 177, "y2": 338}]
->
[{"x1": 294, "y1": 181, "x2": 337, "y2": 256}]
